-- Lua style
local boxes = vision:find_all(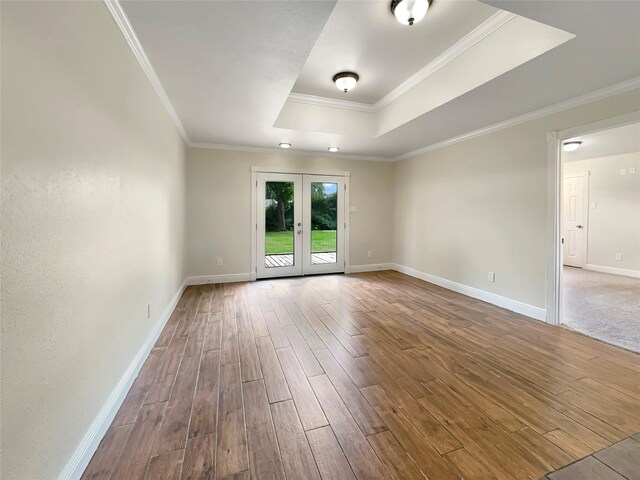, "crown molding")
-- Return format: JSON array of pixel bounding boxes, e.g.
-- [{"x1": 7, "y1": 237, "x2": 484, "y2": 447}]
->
[
  {"x1": 103, "y1": 0, "x2": 190, "y2": 144},
  {"x1": 287, "y1": 93, "x2": 377, "y2": 113},
  {"x1": 286, "y1": 10, "x2": 517, "y2": 114},
  {"x1": 374, "y1": 10, "x2": 517, "y2": 111},
  {"x1": 393, "y1": 76, "x2": 640, "y2": 161},
  {"x1": 188, "y1": 142, "x2": 393, "y2": 162}
]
